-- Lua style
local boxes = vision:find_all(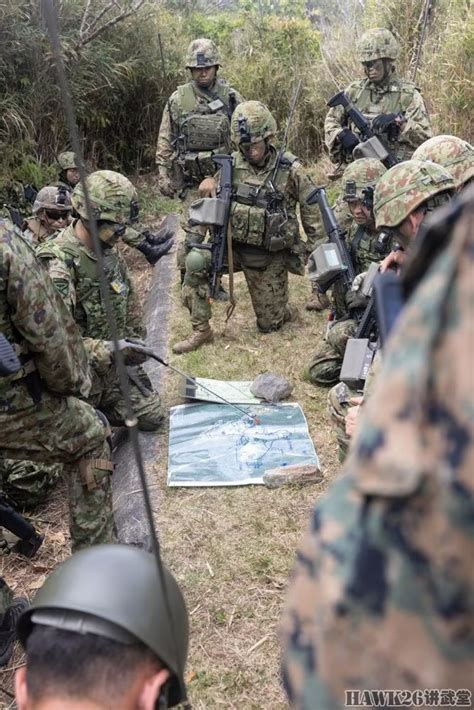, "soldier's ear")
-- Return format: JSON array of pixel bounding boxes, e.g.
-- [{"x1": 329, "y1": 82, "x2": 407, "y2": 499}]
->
[{"x1": 137, "y1": 668, "x2": 170, "y2": 710}]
